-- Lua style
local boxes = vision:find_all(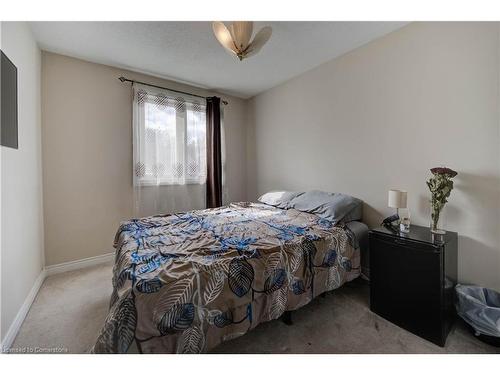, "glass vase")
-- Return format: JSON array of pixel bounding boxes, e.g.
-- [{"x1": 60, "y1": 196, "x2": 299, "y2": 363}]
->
[
  {"x1": 430, "y1": 204, "x2": 446, "y2": 234},
  {"x1": 399, "y1": 208, "x2": 411, "y2": 233}
]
